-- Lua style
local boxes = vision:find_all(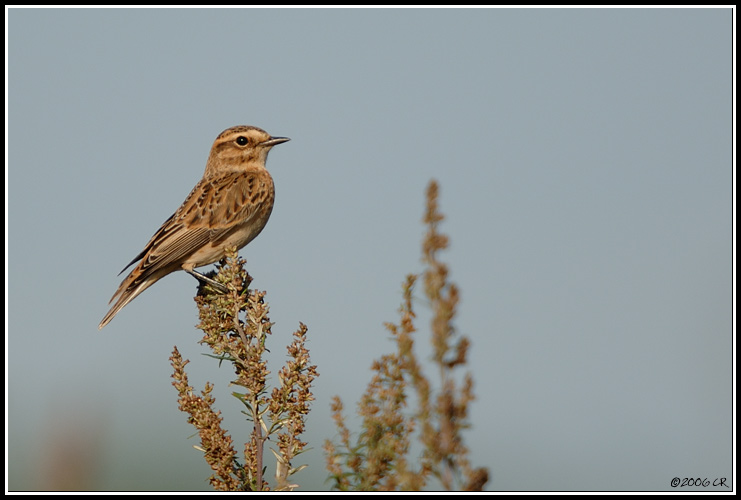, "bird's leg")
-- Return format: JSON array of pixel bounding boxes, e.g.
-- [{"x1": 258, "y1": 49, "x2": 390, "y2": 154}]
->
[{"x1": 186, "y1": 269, "x2": 229, "y2": 293}]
